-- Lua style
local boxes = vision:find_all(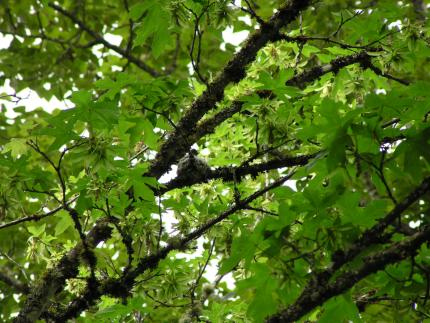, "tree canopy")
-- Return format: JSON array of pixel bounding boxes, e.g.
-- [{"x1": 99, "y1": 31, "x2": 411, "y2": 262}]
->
[{"x1": 1, "y1": 0, "x2": 430, "y2": 322}]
